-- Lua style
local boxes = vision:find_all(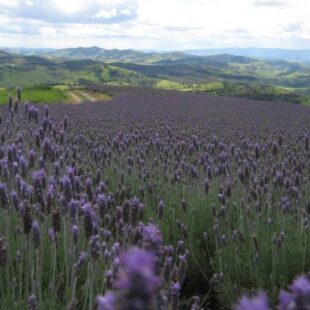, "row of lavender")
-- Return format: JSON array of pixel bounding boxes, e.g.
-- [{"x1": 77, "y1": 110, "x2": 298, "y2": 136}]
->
[{"x1": 1, "y1": 88, "x2": 310, "y2": 309}]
